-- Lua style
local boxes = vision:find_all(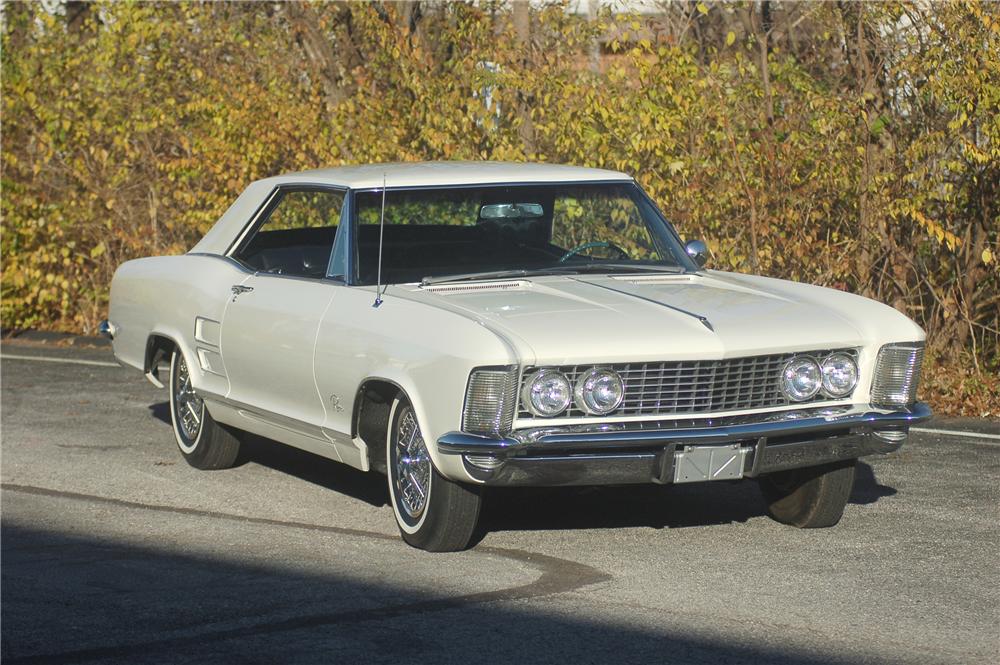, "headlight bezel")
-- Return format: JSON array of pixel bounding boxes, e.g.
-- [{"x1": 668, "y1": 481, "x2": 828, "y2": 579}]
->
[
  {"x1": 573, "y1": 367, "x2": 625, "y2": 415},
  {"x1": 780, "y1": 355, "x2": 824, "y2": 402},
  {"x1": 521, "y1": 368, "x2": 573, "y2": 417},
  {"x1": 820, "y1": 352, "x2": 860, "y2": 398}
]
